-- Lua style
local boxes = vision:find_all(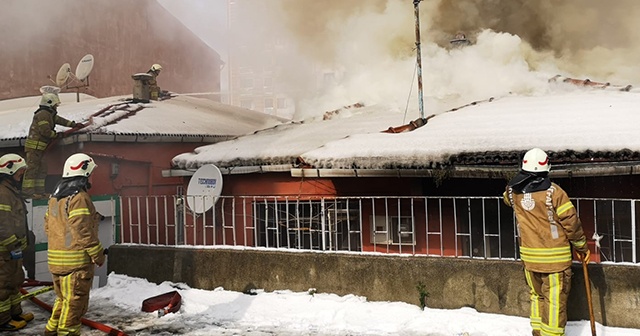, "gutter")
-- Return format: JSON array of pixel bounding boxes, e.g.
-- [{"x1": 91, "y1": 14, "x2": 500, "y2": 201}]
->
[
  {"x1": 292, "y1": 162, "x2": 640, "y2": 178},
  {"x1": 163, "y1": 161, "x2": 640, "y2": 179},
  {"x1": 0, "y1": 134, "x2": 233, "y2": 148},
  {"x1": 162, "y1": 164, "x2": 292, "y2": 177}
]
